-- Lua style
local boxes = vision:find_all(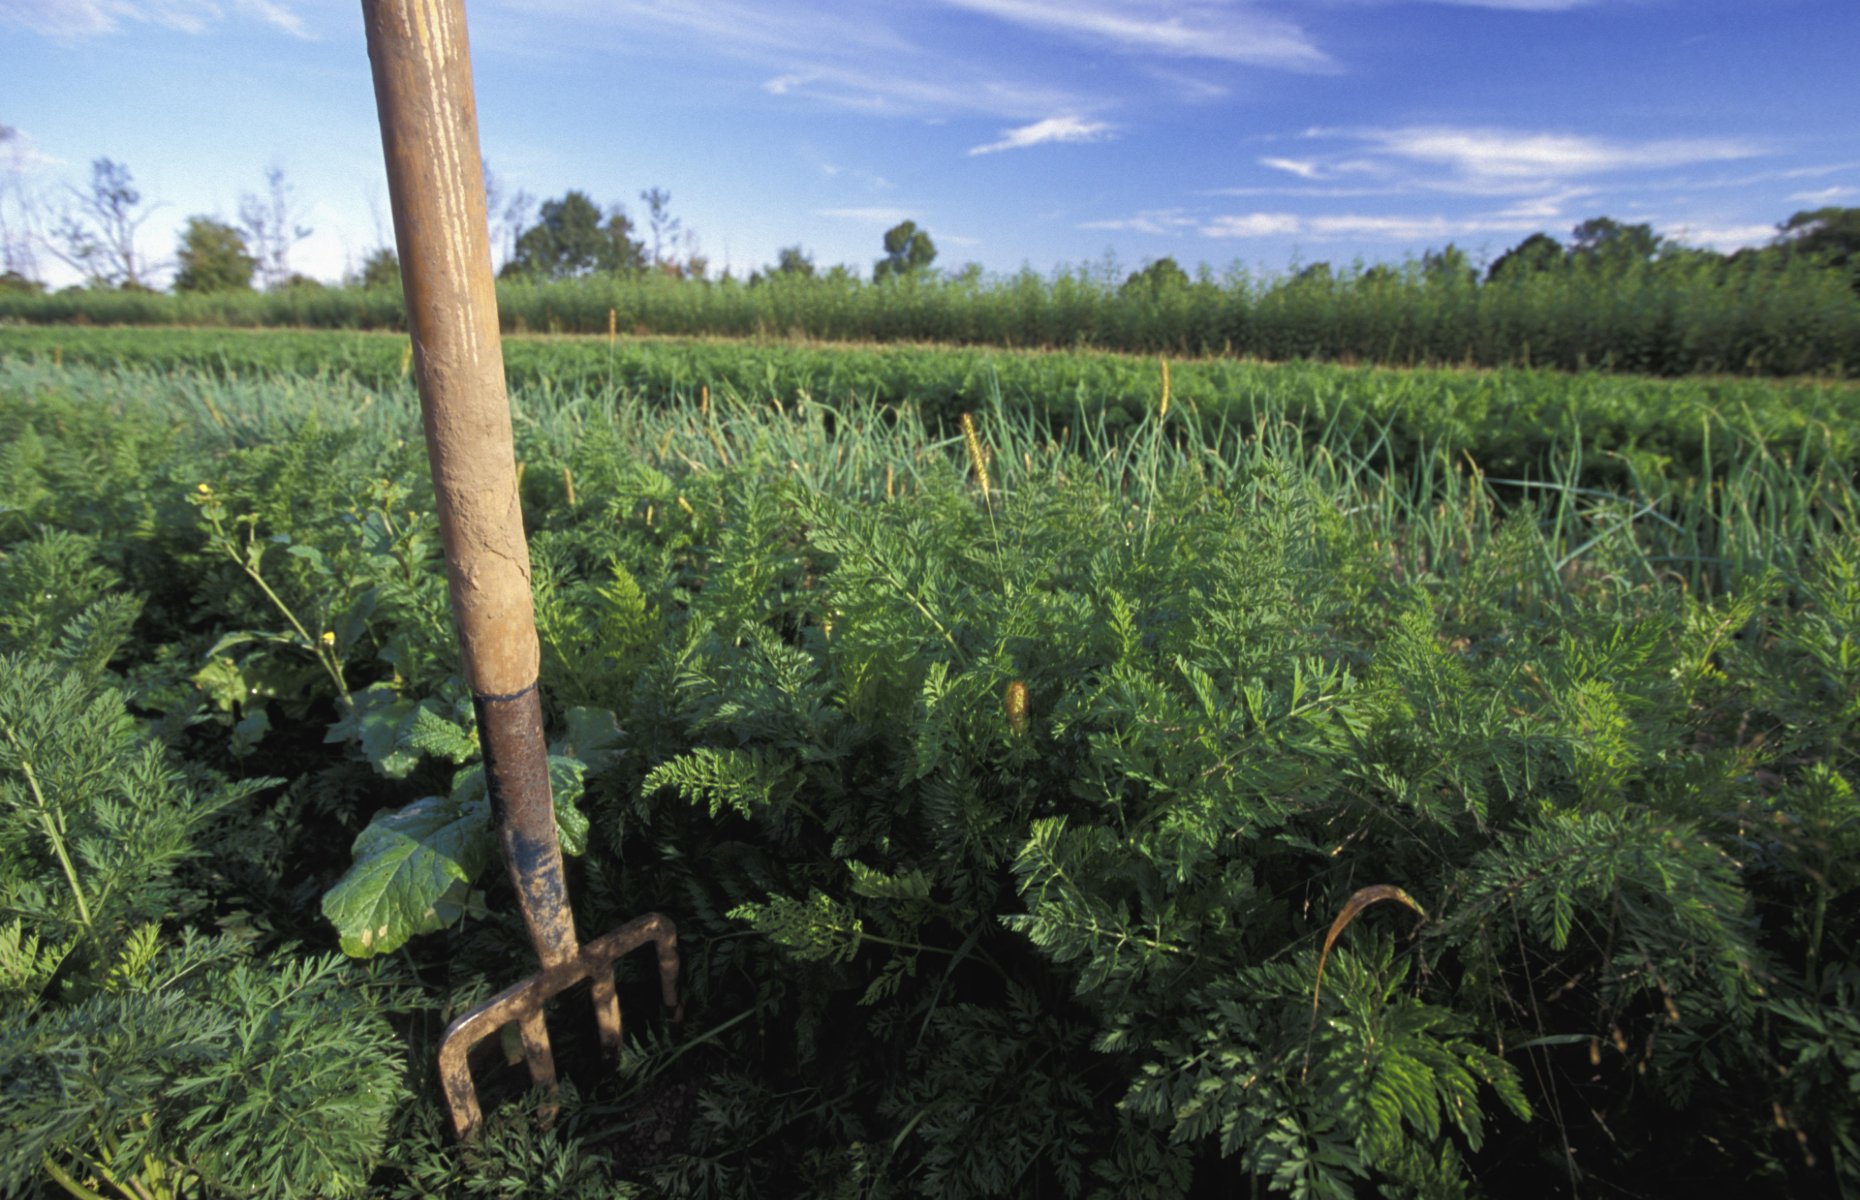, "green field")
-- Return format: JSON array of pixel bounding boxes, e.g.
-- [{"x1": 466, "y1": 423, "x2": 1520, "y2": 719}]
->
[
  {"x1": 5, "y1": 246, "x2": 1858, "y2": 377},
  {"x1": 2, "y1": 330, "x2": 1856, "y2": 1198}
]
